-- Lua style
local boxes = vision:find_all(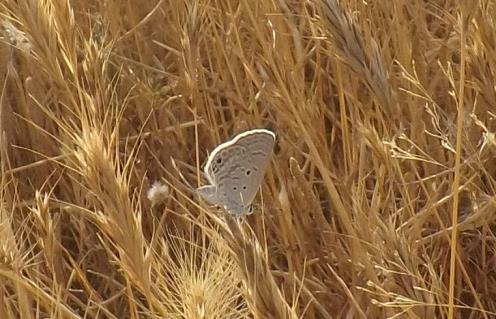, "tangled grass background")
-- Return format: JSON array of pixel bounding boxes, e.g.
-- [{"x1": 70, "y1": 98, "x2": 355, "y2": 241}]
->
[{"x1": 0, "y1": 0, "x2": 495, "y2": 318}]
